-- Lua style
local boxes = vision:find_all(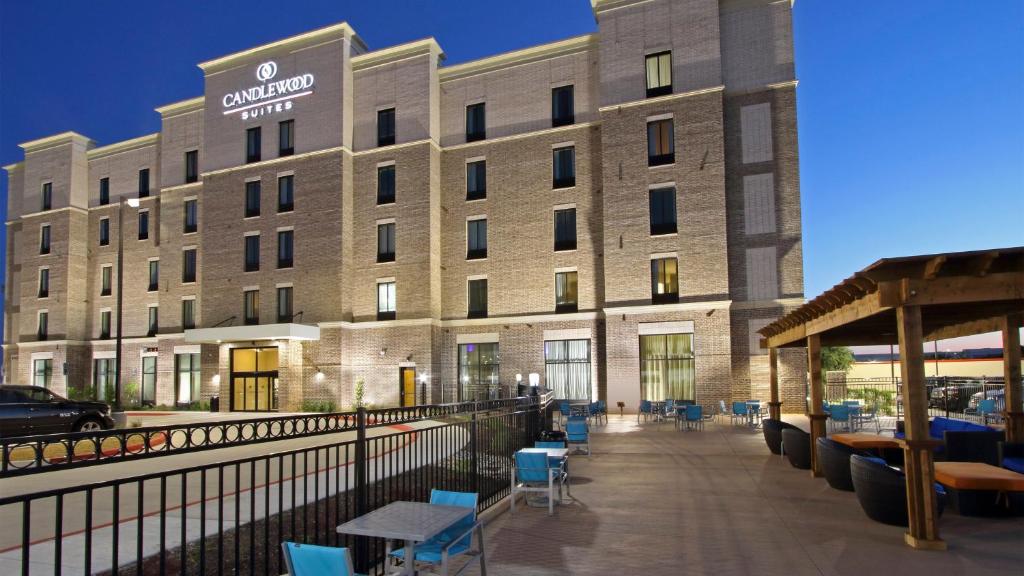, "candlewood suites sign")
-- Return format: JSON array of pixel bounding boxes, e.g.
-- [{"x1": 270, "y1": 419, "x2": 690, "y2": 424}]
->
[{"x1": 221, "y1": 61, "x2": 315, "y2": 120}]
